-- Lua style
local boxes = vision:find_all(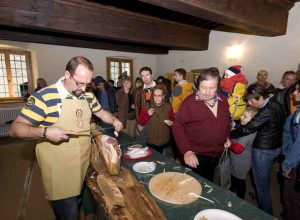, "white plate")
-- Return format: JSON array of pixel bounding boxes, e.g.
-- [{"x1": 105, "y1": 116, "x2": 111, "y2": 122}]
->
[
  {"x1": 133, "y1": 161, "x2": 156, "y2": 174},
  {"x1": 194, "y1": 209, "x2": 242, "y2": 220}
]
